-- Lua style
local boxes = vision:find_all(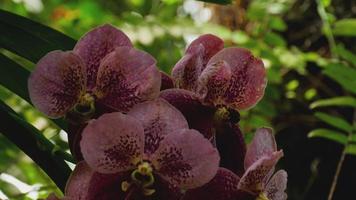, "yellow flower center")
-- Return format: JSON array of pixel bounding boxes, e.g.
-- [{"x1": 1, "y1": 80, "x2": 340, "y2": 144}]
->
[
  {"x1": 256, "y1": 192, "x2": 270, "y2": 200},
  {"x1": 121, "y1": 162, "x2": 156, "y2": 196}
]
